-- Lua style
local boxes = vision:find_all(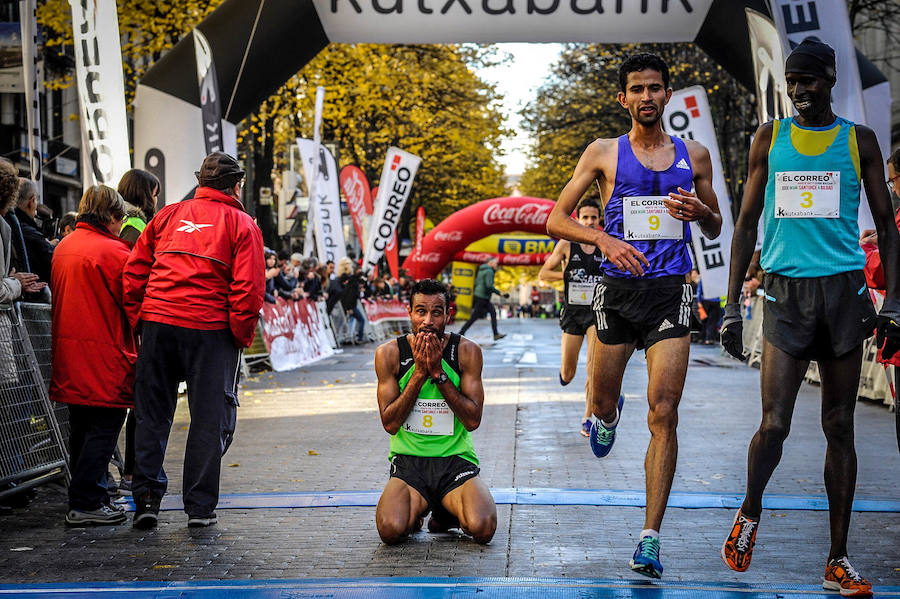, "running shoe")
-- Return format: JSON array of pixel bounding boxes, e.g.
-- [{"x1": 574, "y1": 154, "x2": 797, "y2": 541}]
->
[
  {"x1": 559, "y1": 372, "x2": 571, "y2": 386},
  {"x1": 65, "y1": 504, "x2": 127, "y2": 526},
  {"x1": 629, "y1": 535, "x2": 663, "y2": 578},
  {"x1": 580, "y1": 418, "x2": 591, "y2": 437},
  {"x1": 118, "y1": 477, "x2": 132, "y2": 496},
  {"x1": 187, "y1": 513, "x2": 218, "y2": 528},
  {"x1": 132, "y1": 492, "x2": 161, "y2": 530},
  {"x1": 493, "y1": 333, "x2": 507, "y2": 341},
  {"x1": 823, "y1": 556, "x2": 873, "y2": 597},
  {"x1": 589, "y1": 394, "x2": 624, "y2": 458},
  {"x1": 721, "y1": 508, "x2": 759, "y2": 572}
]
